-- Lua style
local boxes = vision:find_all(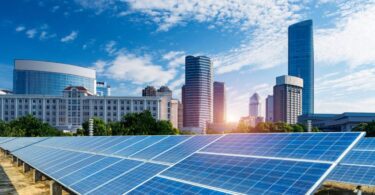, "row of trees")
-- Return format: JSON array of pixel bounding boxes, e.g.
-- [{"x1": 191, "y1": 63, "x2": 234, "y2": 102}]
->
[
  {"x1": 232, "y1": 121, "x2": 319, "y2": 133},
  {"x1": 78, "y1": 111, "x2": 179, "y2": 136},
  {"x1": 353, "y1": 121, "x2": 375, "y2": 137},
  {"x1": 0, "y1": 115, "x2": 66, "y2": 137}
]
